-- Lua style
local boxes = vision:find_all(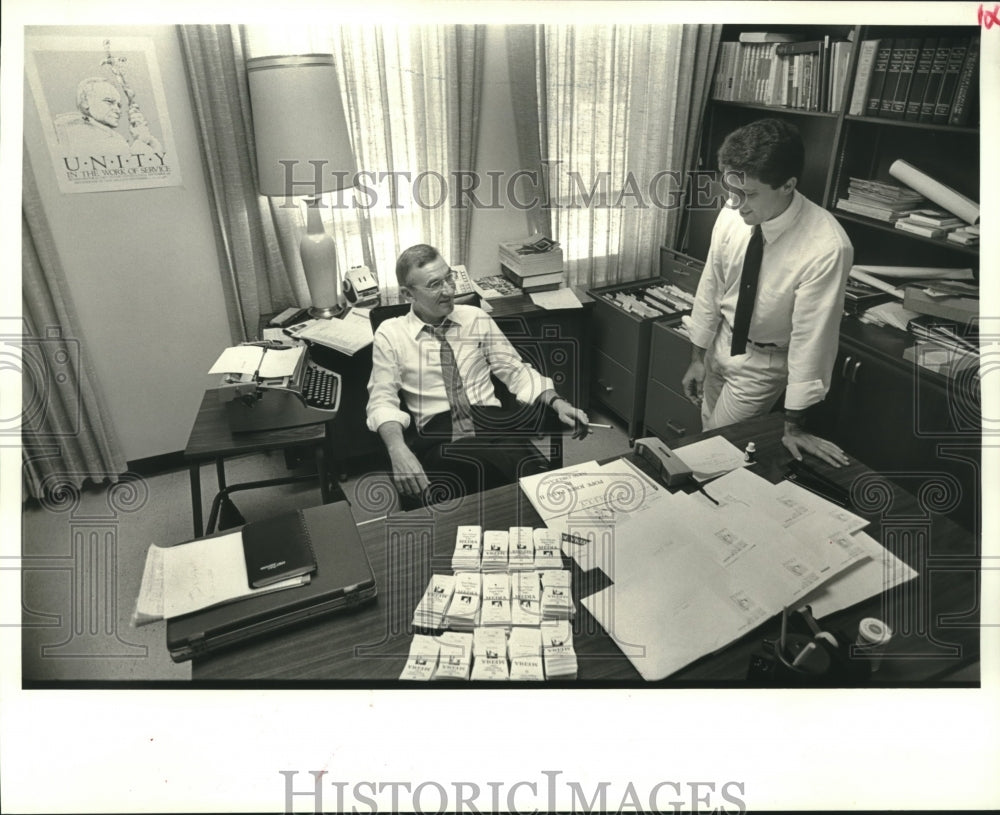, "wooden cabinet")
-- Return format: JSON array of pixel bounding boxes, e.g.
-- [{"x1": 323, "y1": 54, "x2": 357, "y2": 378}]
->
[
  {"x1": 643, "y1": 321, "x2": 702, "y2": 442},
  {"x1": 810, "y1": 319, "x2": 980, "y2": 532}
]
